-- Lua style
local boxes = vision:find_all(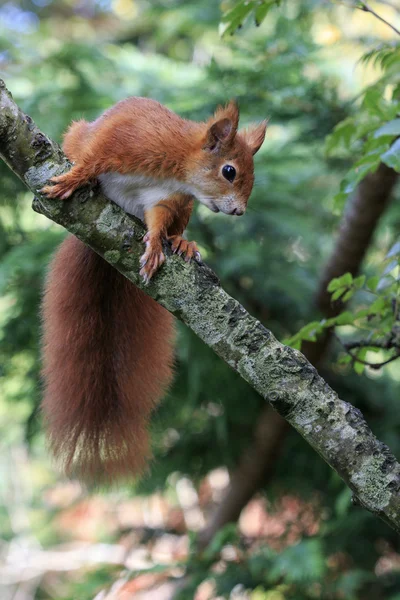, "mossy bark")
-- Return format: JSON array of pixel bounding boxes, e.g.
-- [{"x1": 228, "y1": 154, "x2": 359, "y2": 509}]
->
[{"x1": 1, "y1": 79, "x2": 400, "y2": 534}]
